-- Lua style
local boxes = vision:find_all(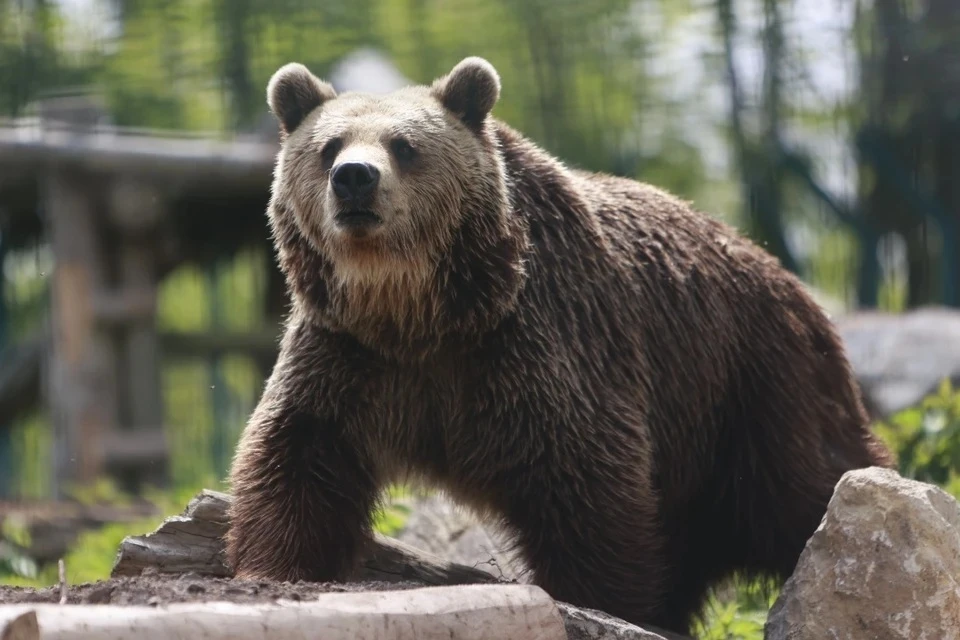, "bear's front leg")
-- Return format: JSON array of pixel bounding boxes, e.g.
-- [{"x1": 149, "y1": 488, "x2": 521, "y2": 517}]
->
[
  {"x1": 487, "y1": 410, "x2": 670, "y2": 629},
  {"x1": 225, "y1": 325, "x2": 380, "y2": 583}
]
